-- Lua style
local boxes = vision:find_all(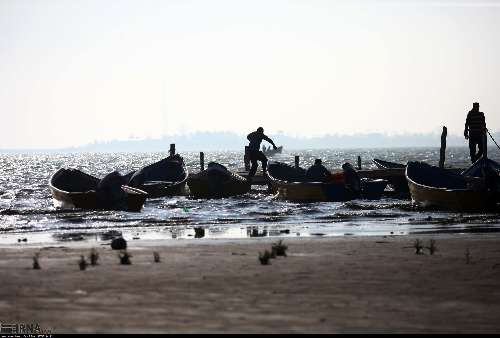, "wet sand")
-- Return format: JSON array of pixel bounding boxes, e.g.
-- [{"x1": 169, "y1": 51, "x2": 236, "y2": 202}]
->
[{"x1": 1, "y1": 234, "x2": 500, "y2": 333}]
